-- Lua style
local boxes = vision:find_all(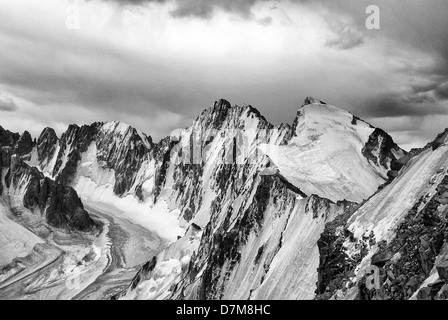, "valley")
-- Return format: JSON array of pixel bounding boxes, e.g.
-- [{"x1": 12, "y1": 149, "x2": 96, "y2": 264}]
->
[{"x1": 0, "y1": 200, "x2": 163, "y2": 300}]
